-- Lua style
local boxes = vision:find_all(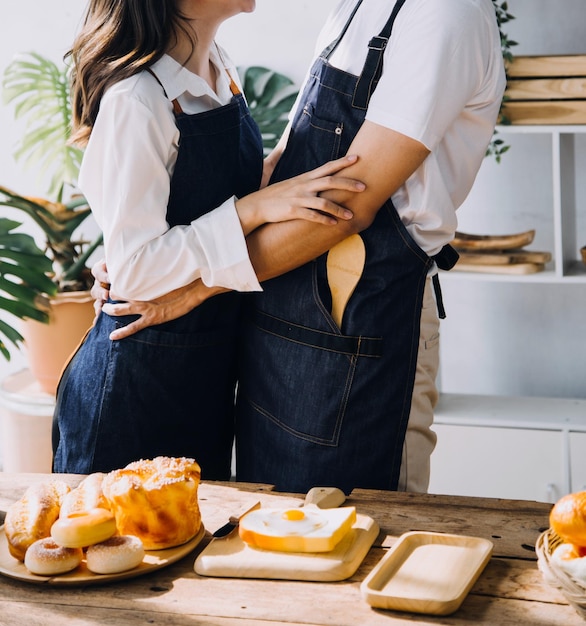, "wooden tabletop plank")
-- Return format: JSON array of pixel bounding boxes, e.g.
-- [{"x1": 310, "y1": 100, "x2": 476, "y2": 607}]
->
[
  {"x1": 346, "y1": 489, "x2": 552, "y2": 560},
  {"x1": 0, "y1": 565, "x2": 581, "y2": 626}
]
